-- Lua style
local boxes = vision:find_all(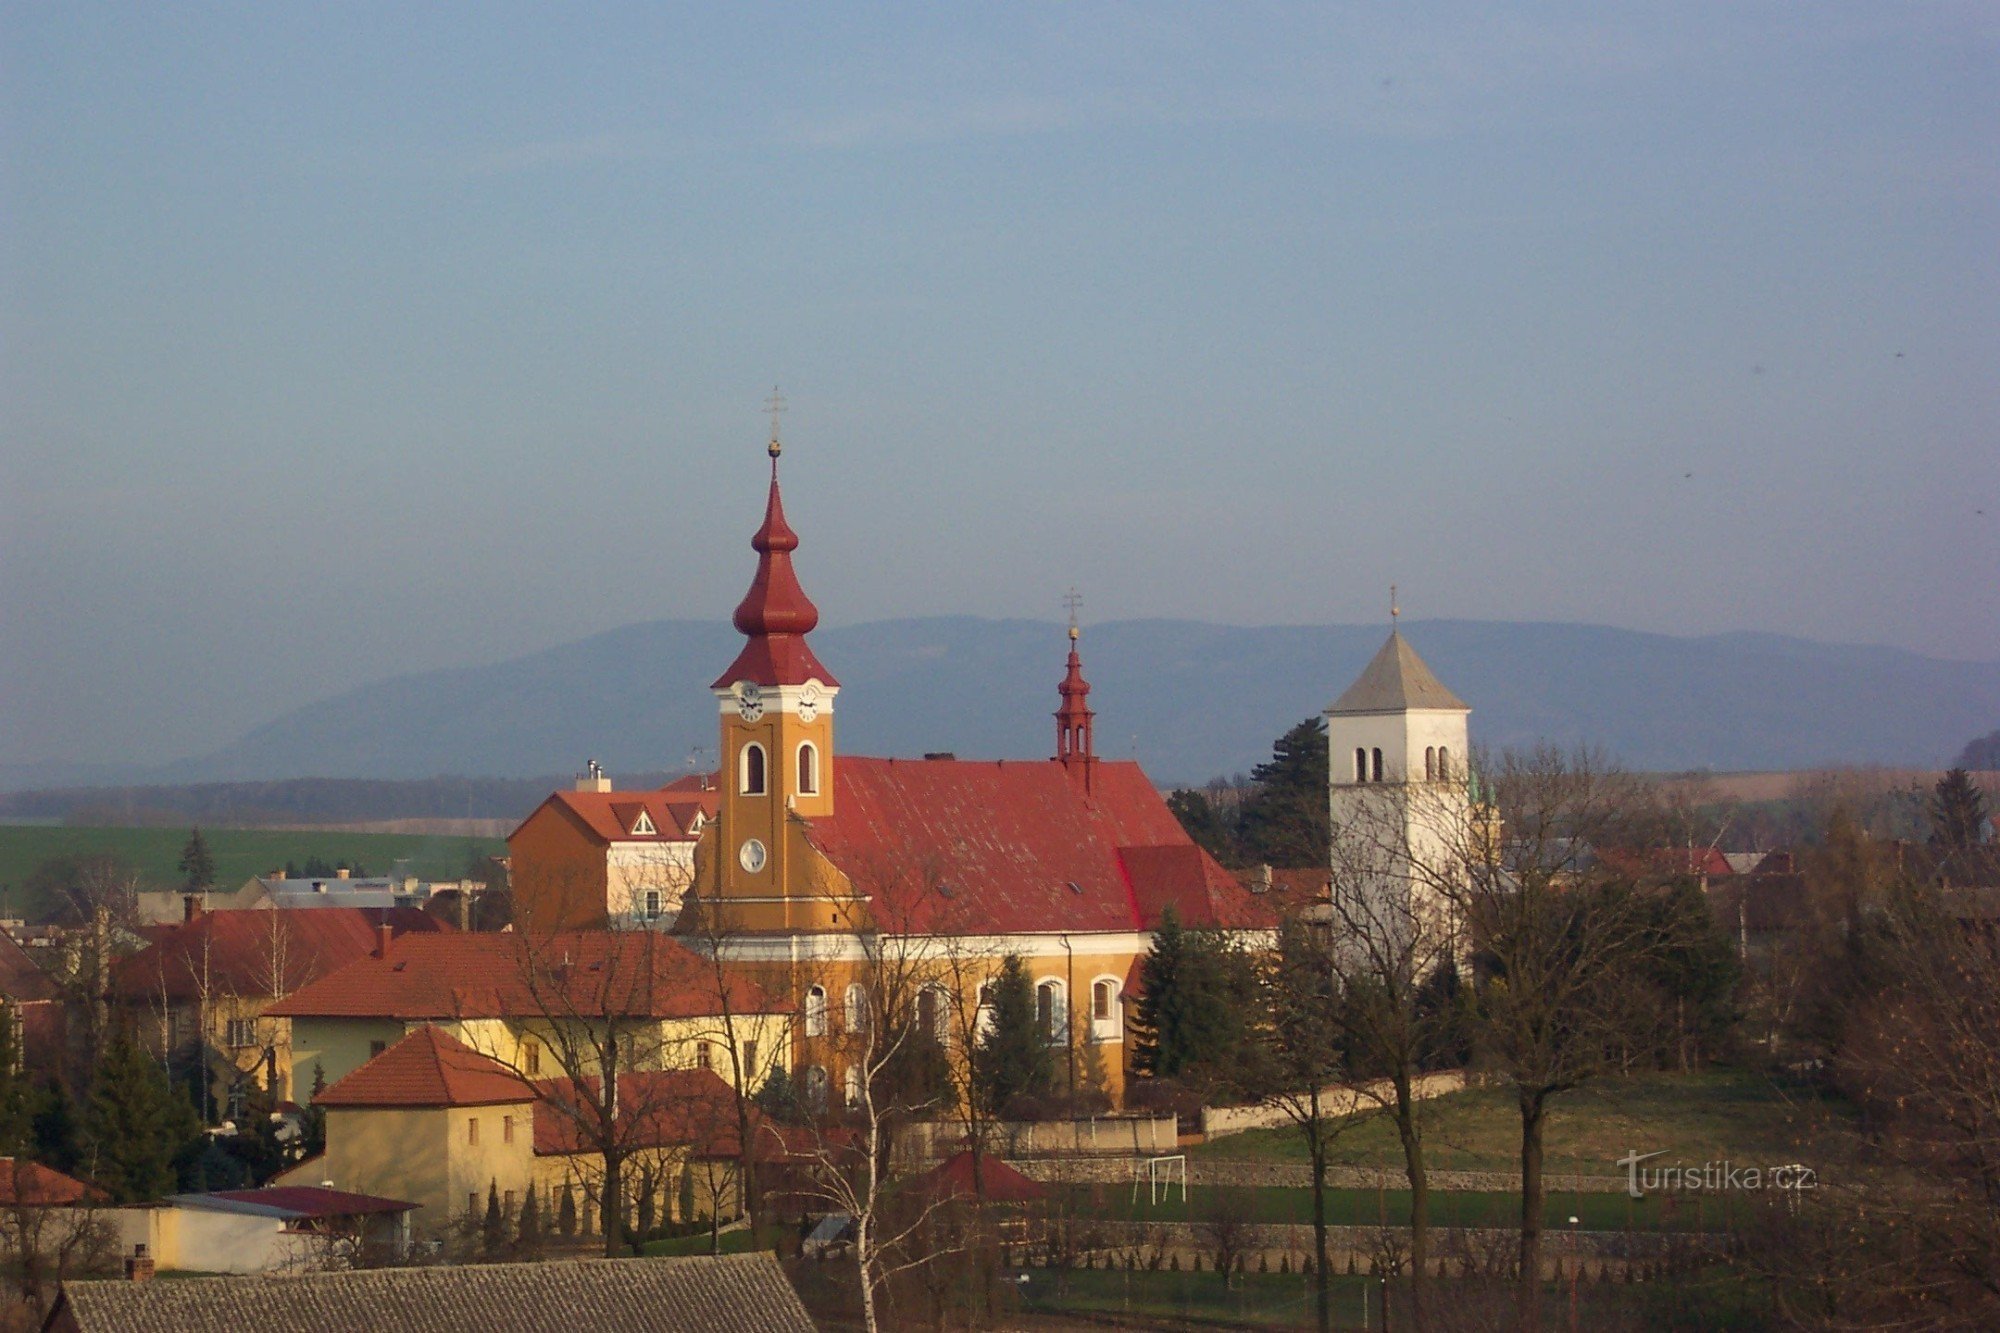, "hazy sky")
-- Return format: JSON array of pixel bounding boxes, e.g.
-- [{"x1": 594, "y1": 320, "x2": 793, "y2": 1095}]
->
[{"x1": 3, "y1": 3, "x2": 1996, "y2": 770}]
